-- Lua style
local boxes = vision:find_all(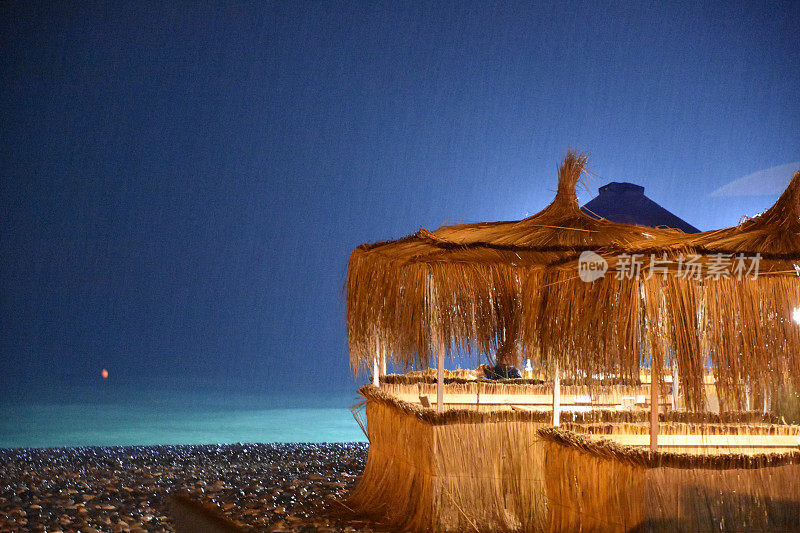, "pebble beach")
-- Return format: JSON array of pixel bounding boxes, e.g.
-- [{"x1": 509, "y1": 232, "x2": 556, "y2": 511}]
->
[{"x1": 0, "y1": 443, "x2": 384, "y2": 532}]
